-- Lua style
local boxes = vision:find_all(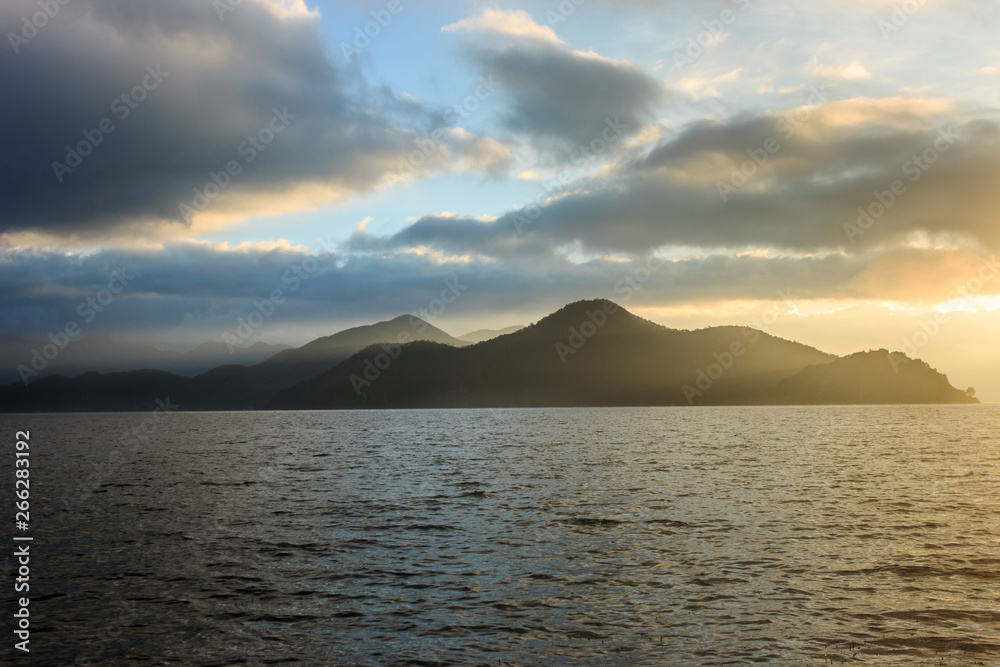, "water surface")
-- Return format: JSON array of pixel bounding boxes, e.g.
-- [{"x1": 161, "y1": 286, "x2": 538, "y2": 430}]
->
[{"x1": 2, "y1": 406, "x2": 998, "y2": 665}]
